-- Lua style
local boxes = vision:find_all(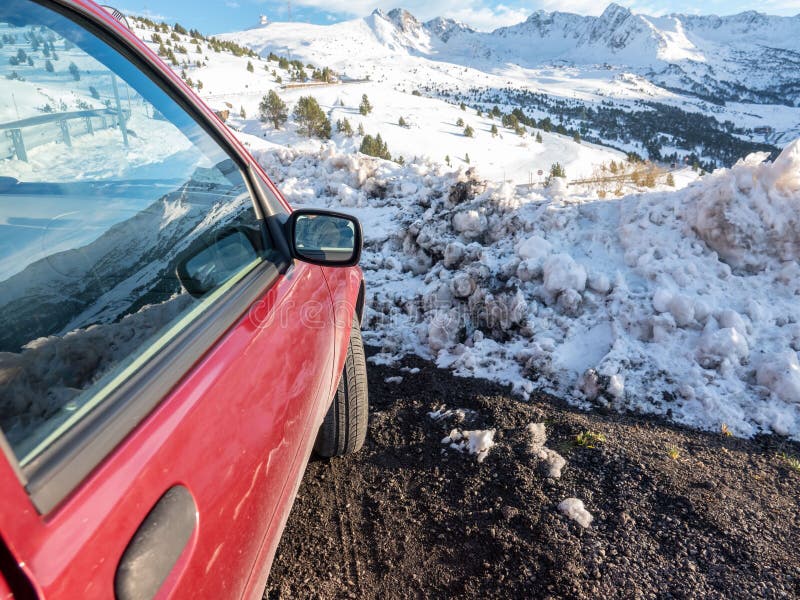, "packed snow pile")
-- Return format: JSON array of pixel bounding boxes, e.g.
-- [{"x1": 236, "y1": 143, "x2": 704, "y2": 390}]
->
[
  {"x1": 254, "y1": 140, "x2": 800, "y2": 441},
  {"x1": 681, "y1": 139, "x2": 800, "y2": 272}
]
